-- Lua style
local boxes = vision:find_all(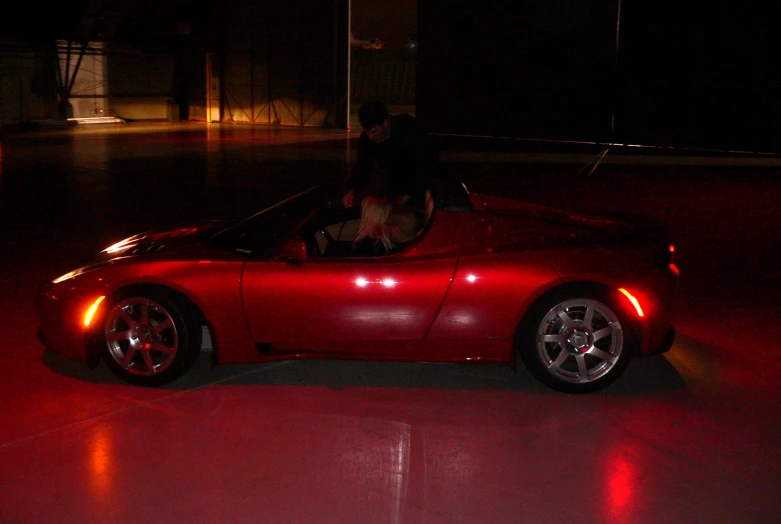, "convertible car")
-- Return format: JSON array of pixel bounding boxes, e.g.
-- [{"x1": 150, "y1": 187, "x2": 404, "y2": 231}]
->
[{"x1": 36, "y1": 180, "x2": 678, "y2": 393}]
